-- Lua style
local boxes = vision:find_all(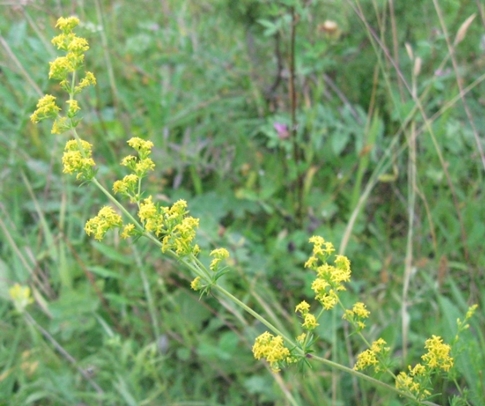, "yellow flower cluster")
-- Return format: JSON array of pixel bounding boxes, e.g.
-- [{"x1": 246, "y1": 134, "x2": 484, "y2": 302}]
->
[
  {"x1": 394, "y1": 335, "x2": 454, "y2": 400},
  {"x1": 9, "y1": 283, "x2": 34, "y2": 314},
  {"x1": 84, "y1": 206, "x2": 123, "y2": 240},
  {"x1": 62, "y1": 139, "x2": 96, "y2": 180},
  {"x1": 252, "y1": 332, "x2": 295, "y2": 372},
  {"x1": 295, "y1": 300, "x2": 319, "y2": 330},
  {"x1": 305, "y1": 236, "x2": 351, "y2": 310},
  {"x1": 190, "y1": 276, "x2": 202, "y2": 291},
  {"x1": 343, "y1": 302, "x2": 370, "y2": 330},
  {"x1": 209, "y1": 248, "x2": 230, "y2": 271},
  {"x1": 49, "y1": 17, "x2": 95, "y2": 90},
  {"x1": 354, "y1": 338, "x2": 389, "y2": 373},
  {"x1": 395, "y1": 363, "x2": 431, "y2": 400},
  {"x1": 30, "y1": 16, "x2": 96, "y2": 135},
  {"x1": 135, "y1": 197, "x2": 200, "y2": 256},
  {"x1": 421, "y1": 335, "x2": 453, "y2": 371},
  {"x1": 120, "y1": 138, "x2": 155, "y2": 175},
  {"x1": 113, "y1": 137, "x2": 156, "y2": 201},
  {"x1": 30, "y1": 95, "x2": 61, "y2": 124}
]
